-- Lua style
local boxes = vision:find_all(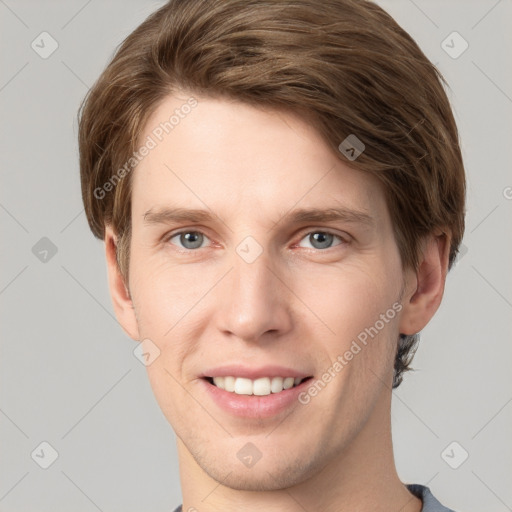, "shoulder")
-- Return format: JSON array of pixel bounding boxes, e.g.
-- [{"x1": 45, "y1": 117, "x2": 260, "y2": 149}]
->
[
  {"x1": 406, "y1": 484, "x2": 458, "y2": 512},
  {"x1": 172, "y1": 486, "x2": 458, "y2": 512}
]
